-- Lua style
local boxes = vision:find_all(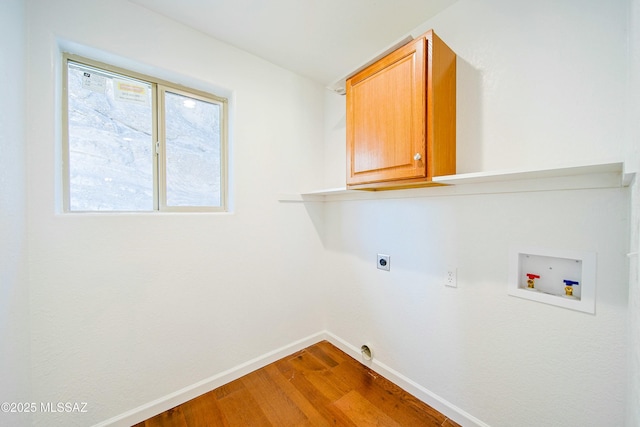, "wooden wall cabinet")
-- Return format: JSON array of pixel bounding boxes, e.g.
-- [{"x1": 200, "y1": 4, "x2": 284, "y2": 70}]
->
[{"x1": 346, "y1": 30, "x2": 456, "y2": 190}]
